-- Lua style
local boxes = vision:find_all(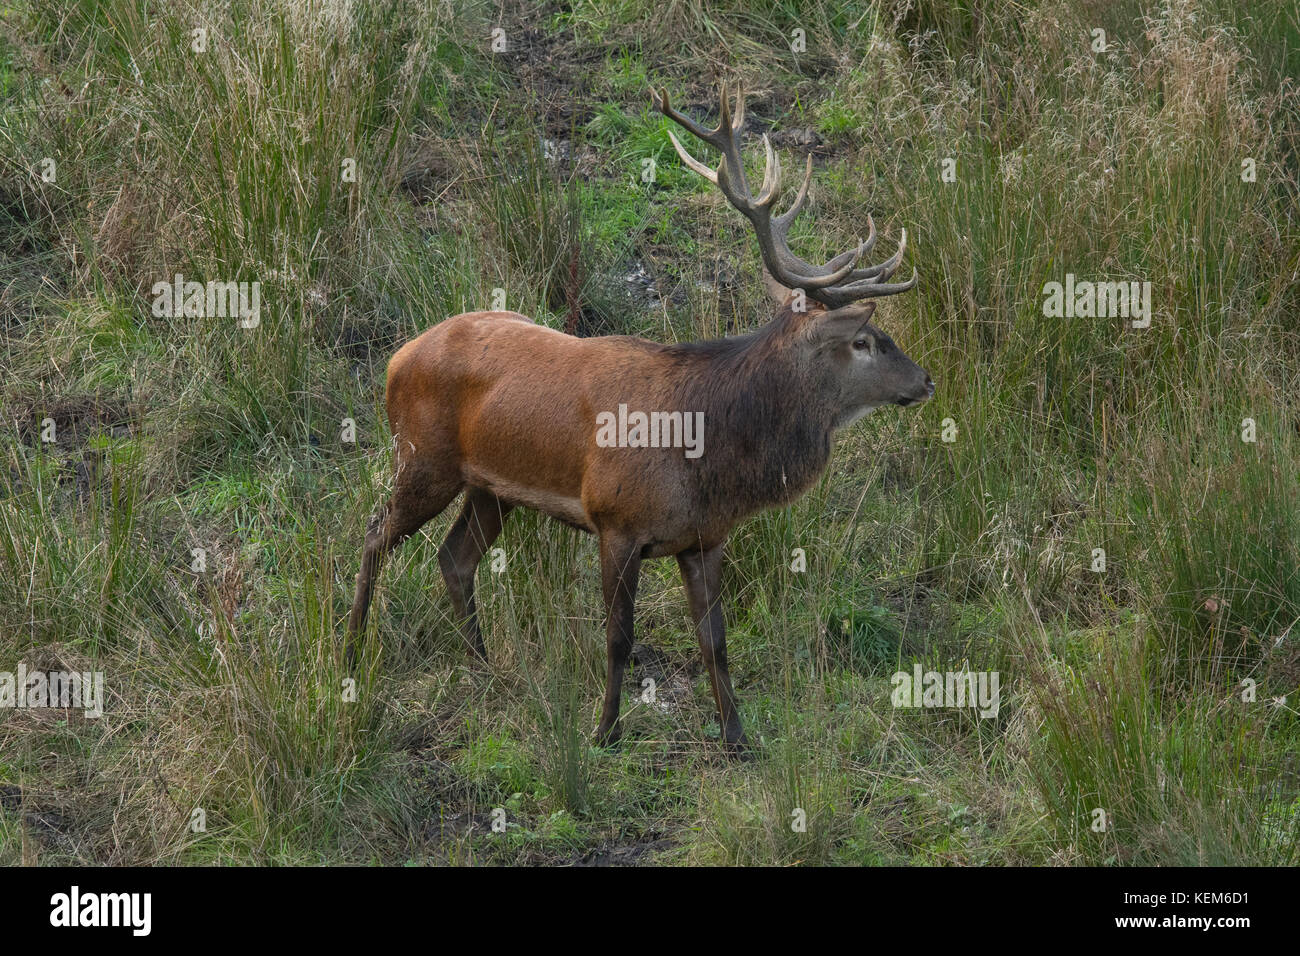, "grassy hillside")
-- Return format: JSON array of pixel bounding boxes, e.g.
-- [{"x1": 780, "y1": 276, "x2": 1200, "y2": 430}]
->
[{"x1": 1, "y1": 0, "x2": 1297, "y2": 864}]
